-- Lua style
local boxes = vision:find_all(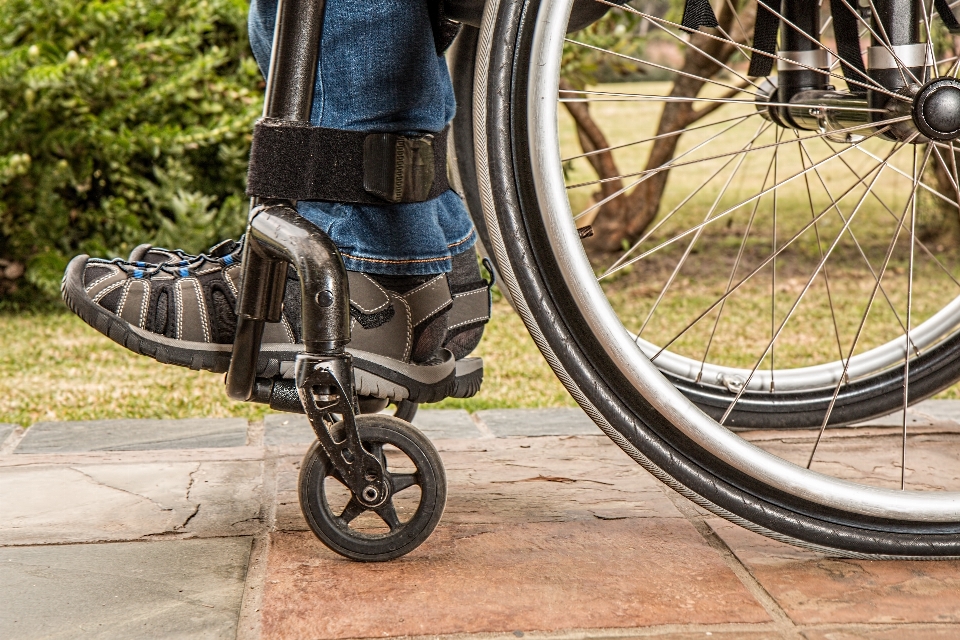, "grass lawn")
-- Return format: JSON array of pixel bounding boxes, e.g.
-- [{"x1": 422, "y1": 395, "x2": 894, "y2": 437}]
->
[
  {"x1": 6, "y1": 81, "x2": 960, "y2": 425},
  {"x1": 0, "y1": 295, "x2": 574, "y2": 427}
]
